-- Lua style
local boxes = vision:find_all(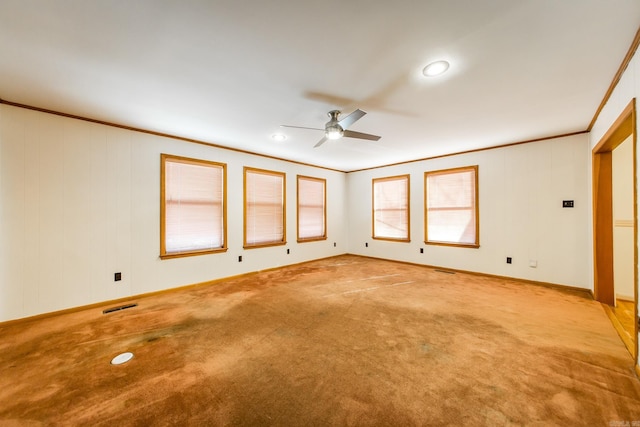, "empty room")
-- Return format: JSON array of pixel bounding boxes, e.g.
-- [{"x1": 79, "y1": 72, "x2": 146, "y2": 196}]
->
[{"x1": 1, "y1": 1, "x2": 640, "y2": 425}]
